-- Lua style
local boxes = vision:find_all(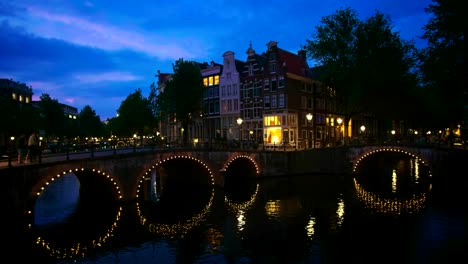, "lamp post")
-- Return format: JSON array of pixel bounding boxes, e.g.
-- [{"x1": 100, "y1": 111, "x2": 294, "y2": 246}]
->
[
  {"x1": 8, "y1": 136, "x2": 14, "y2": 167},
  {"x1": 337, "y1": 117, "x2": 343, "y2": 146},
  {"x1": 360, "y1": 125, "x2": 366, "y2": 145},
  {"x1": 237, "y1": 117, "x2": 243, "y2": 149},
  {"x1": 306, "y1": 113, "x2": 313, "y2": 149}
]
